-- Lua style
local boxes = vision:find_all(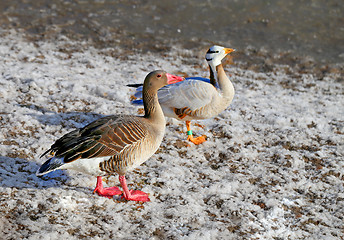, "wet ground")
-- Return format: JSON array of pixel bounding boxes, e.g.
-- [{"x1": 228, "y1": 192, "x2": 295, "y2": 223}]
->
[{"x1": 0, "y1": 0, "x2": 343, "y2": 78}]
